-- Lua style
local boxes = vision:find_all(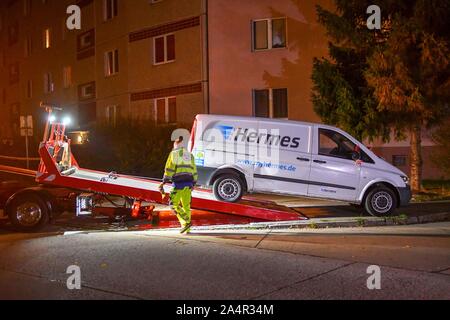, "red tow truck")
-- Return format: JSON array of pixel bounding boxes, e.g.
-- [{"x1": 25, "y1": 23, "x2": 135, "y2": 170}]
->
[{"x1": 0, "y1": 105, "x2": 303, "y2": 232}]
